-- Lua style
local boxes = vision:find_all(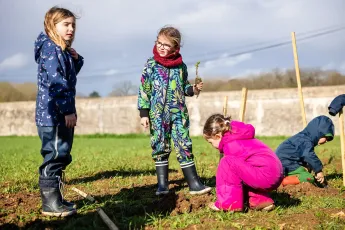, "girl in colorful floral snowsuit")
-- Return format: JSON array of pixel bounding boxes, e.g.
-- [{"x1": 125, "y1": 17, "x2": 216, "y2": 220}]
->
[{"x1": 138, "y1": 26, "x2": 211, "y2": 195}]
